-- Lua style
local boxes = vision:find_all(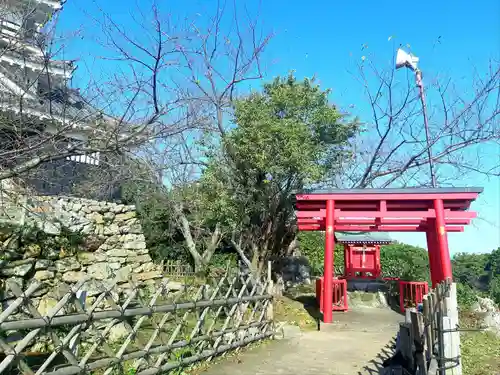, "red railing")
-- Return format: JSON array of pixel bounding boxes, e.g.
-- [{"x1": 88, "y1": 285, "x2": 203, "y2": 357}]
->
[
  {"x1": 315, "y1": 277, "x2": 348, "y2": 313},
  {"x1": 399, "y1": 281, "x2": 429, "y2": 313}
]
